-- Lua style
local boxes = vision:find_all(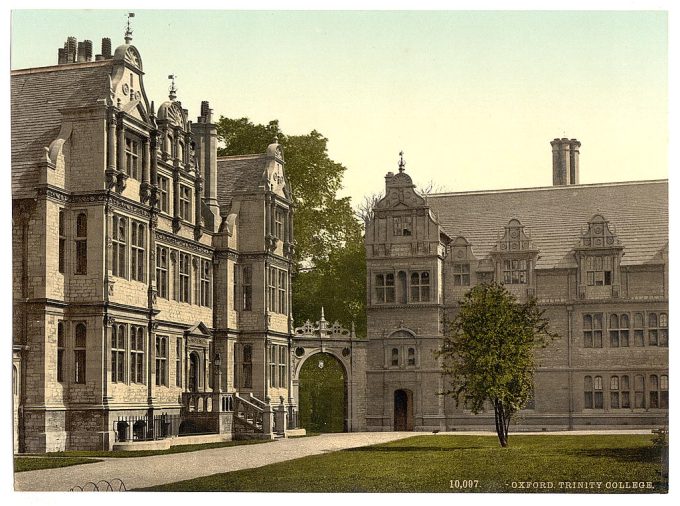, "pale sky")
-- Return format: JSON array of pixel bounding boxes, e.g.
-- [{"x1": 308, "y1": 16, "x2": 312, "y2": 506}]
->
[{"x1": 10, "y1": 8, "x2": 668, "y2": 204}]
